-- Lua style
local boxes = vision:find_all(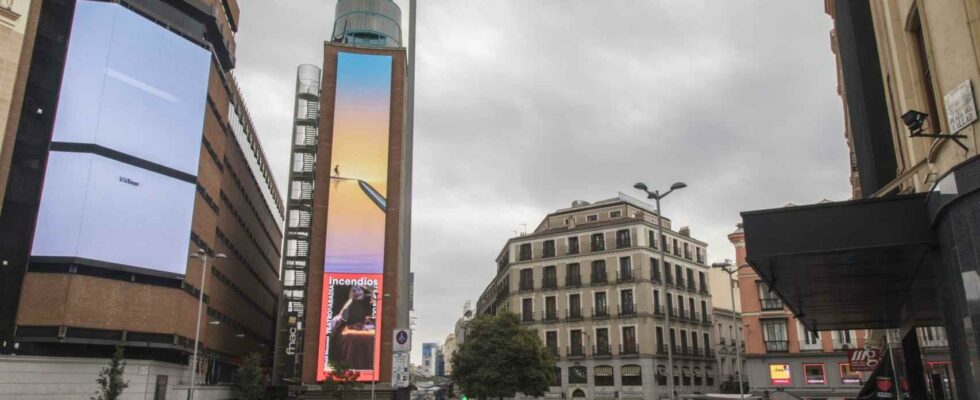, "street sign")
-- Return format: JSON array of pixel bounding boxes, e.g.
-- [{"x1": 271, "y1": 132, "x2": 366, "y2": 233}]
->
[
  {"x1": 392, "y1": 351, "x2": 410, "y2": 389},
  {"x1": 848, "y1": 347, "x2": 882, "y2": 372},
  {"x1": 393, "y1": 329, "x2": 411, "y2": 352},
  {"x1": 945, "y1": 79, "x2": 977, "y2": 134}
]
